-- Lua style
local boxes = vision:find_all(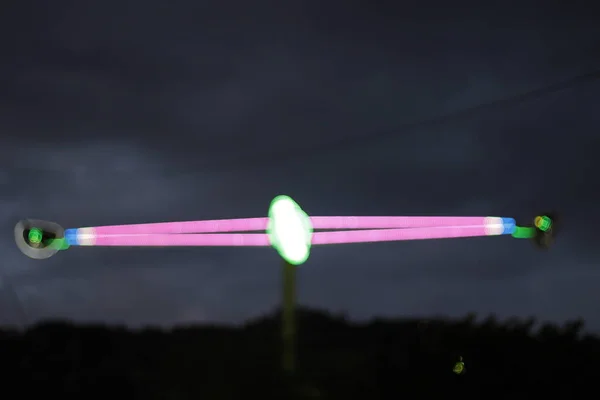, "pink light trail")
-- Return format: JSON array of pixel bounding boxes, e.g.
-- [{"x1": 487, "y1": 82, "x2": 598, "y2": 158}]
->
[
  {"x1": 76, "y1": 225, "x2": 504, "y2": 247},
  {"x1": 77, "y1": 216, "x2": 496, "y2": 235}
]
